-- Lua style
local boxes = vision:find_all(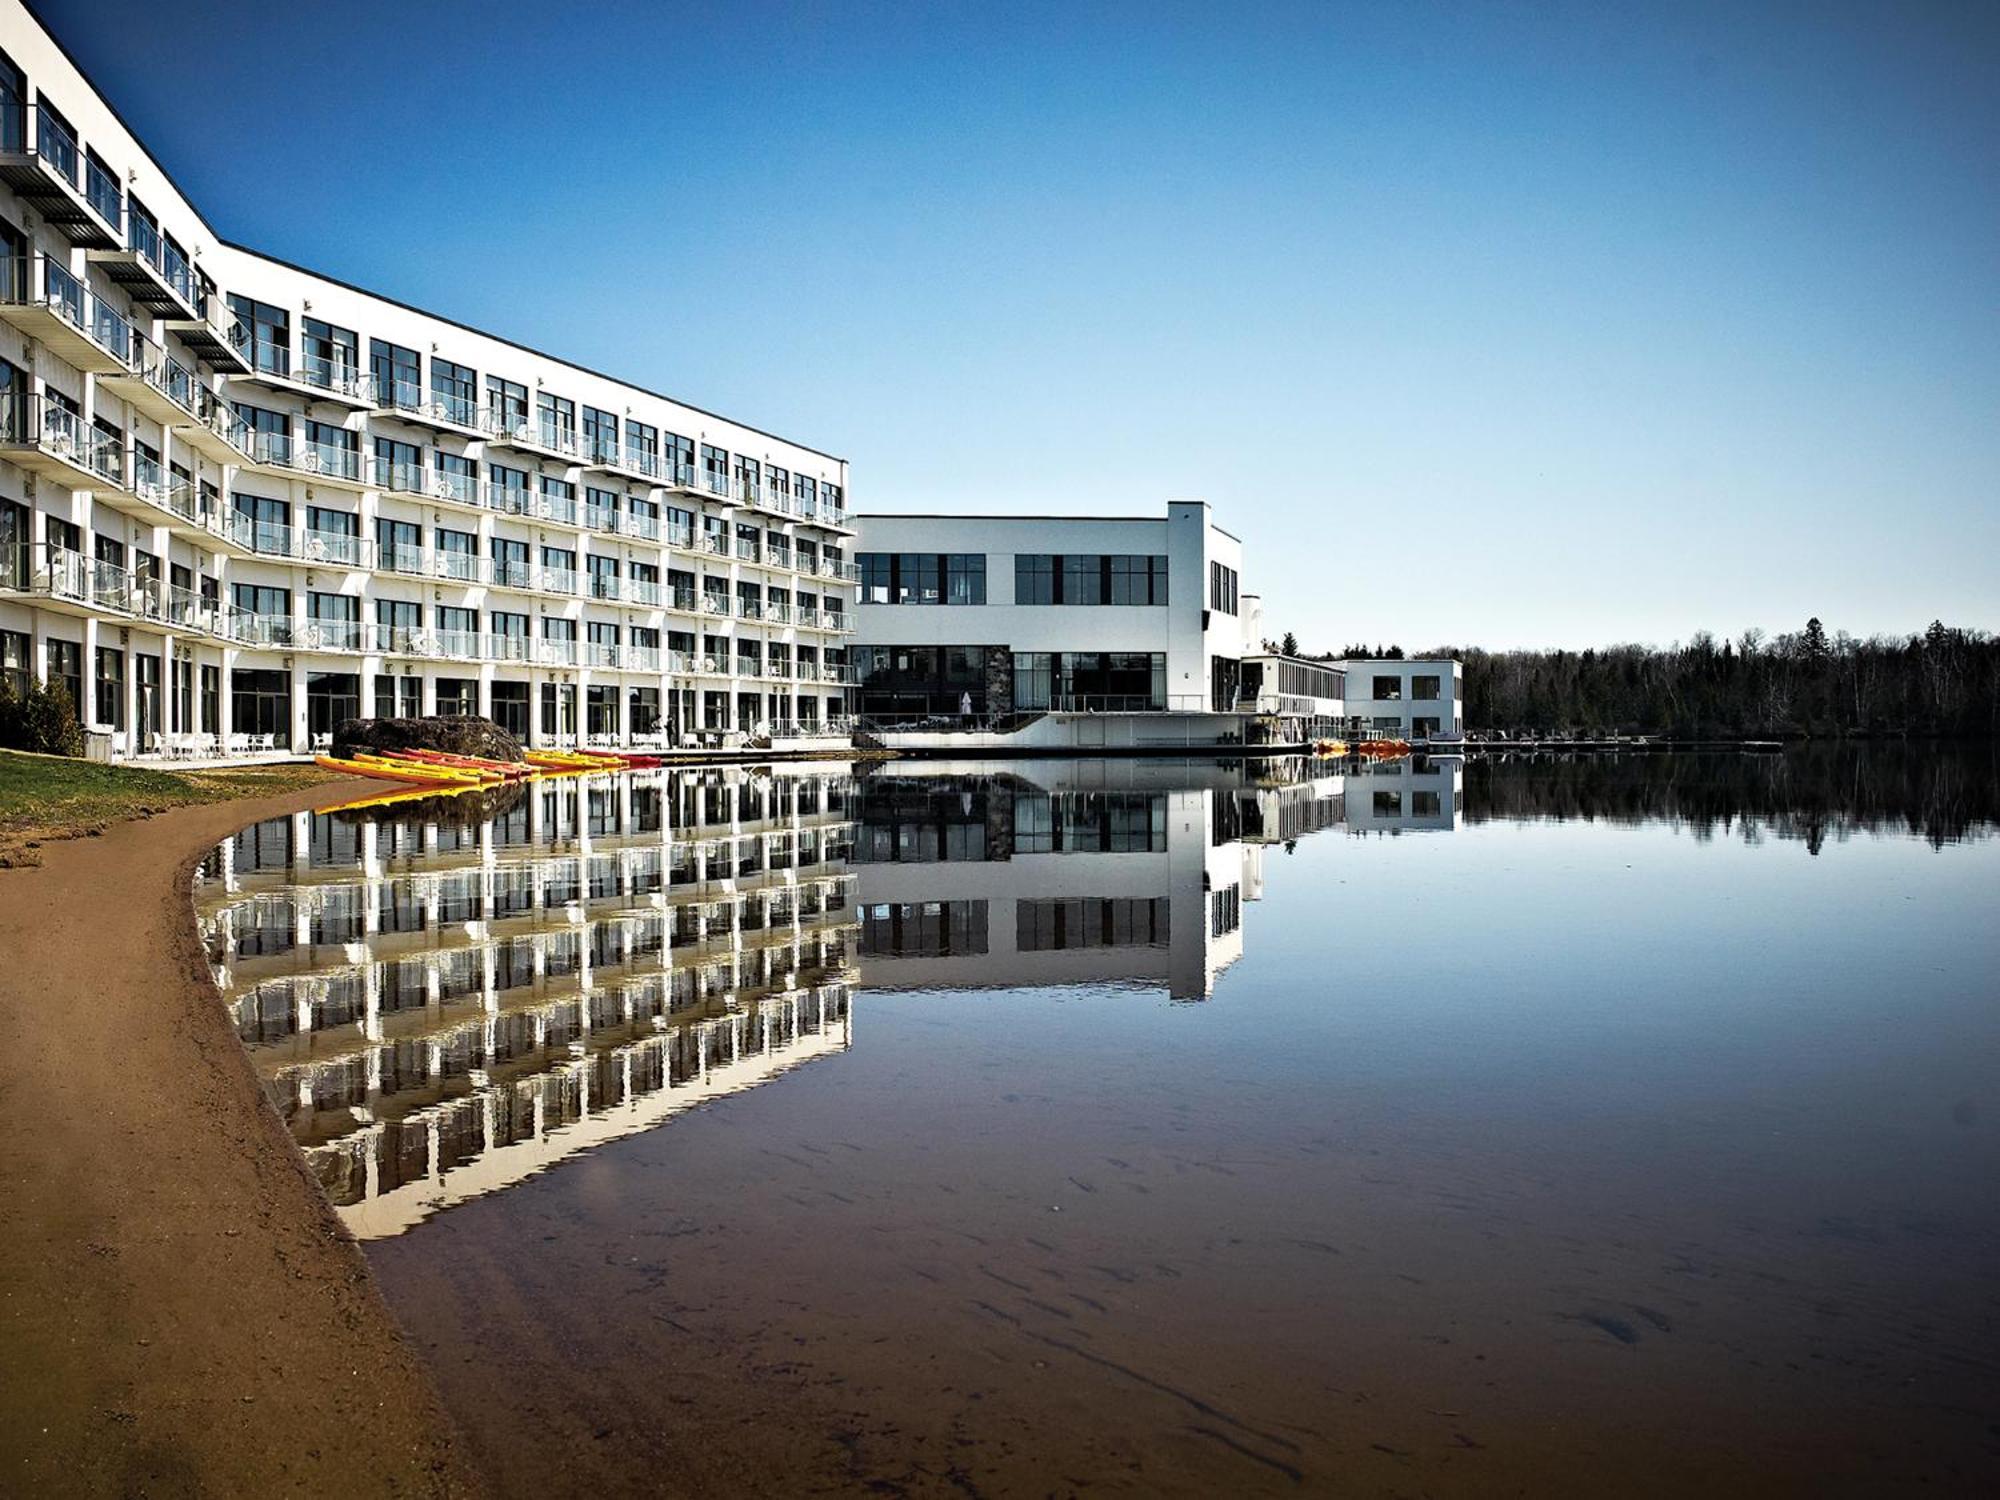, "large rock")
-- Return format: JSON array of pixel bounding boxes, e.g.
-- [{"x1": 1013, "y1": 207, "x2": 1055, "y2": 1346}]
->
[{"x1": 332, "y1": 715, "x2": 524, "y2": 763}]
